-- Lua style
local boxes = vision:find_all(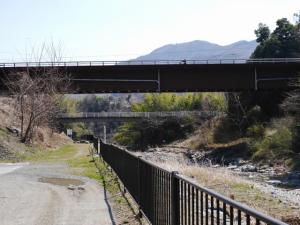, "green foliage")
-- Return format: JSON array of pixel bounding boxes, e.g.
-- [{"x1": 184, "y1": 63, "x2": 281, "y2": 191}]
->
[
  {"x1": 286, "y1": 155, "x2": 300, "y2": 170},
  {"x1": 131, "y1": 93, "x2": 226, "y2": 112},
  {"x1": 202, "y1": 93, "x2": 227, "y2": 111},
  {"x1": 251, "y1": 118, "x2": 294, "y2": 161},
  {"x1": 64, "y1": 122, "x2": 92, "y2": 140},
  {"x1": 131, "y1": 93, "x2": 200, "y2": 112},
  {"x1": 20, "y1": 144, "x2": 76, "y2": 162},
  {"x1": 226, "y1": 14, "x2": 300, "y2": 137},
  {"x1": 114, "y1": 119, "x2": 194, "y2": 150},
  {"x1": 252, "y1": 17, "x2": 300, "y2": 58},
  {"x1": 291, "y1": 122, "x2": 300, "y2": 153},
  {"x1": 282, "y1": 78, "x2": 300, "y2": 154},
  {"x1": 57, "y1": 96, "x2": 79, "y2": 113},
  {"x1": 58, "y1": 95, "x2": 130, "y2": 140},
  {"x1": 115, "y1": 93, "x2": 225, "y2": 149},
  {"x1": 252, "y1": 127, "x2": 293, "y2": 161},
  {"x1": 113, "y1": 123, "x2": 141, "y2": 147},
  {"x1": 246, "y1": 123, "x2": 265, "y2": 138},
  {"x1": 255, "y1": 23, "x2": 270, "y2": 43}
]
